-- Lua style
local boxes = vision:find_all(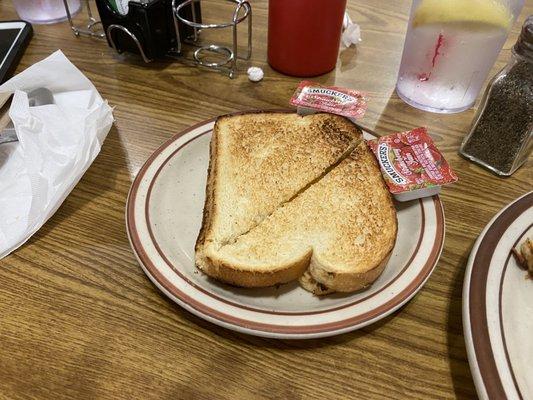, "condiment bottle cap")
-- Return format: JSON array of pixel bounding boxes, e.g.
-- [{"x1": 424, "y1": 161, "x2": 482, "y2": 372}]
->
[{"x1": 513, "y1": 15, "x2": 533, "y2": 62}]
